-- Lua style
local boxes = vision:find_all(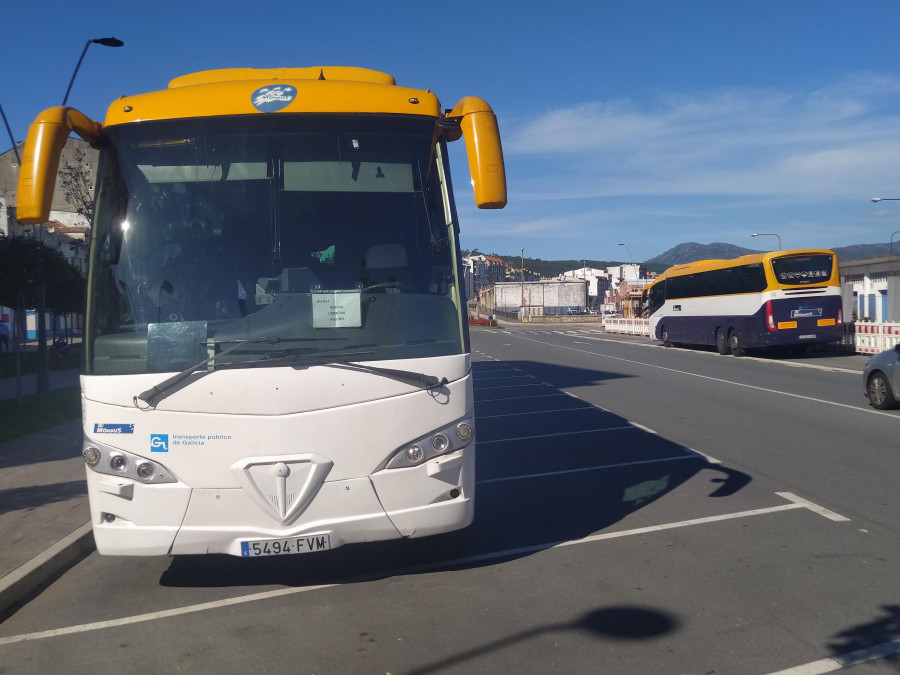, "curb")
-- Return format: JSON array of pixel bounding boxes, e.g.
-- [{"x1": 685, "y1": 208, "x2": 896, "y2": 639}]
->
[{"x1": 0, "y1": 522, "x2": 95, "y2": 616}]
